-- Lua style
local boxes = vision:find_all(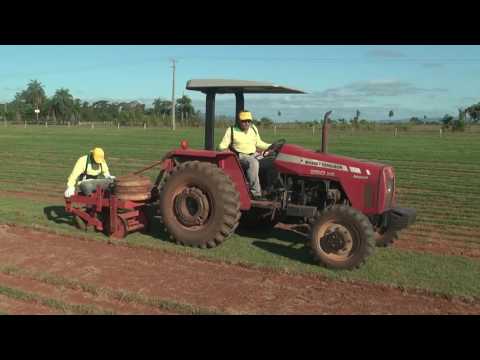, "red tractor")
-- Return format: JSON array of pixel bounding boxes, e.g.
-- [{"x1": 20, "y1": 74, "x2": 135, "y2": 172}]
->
[{"x1": 152, "y1": 79, "x2": 416, "y2": 270}]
